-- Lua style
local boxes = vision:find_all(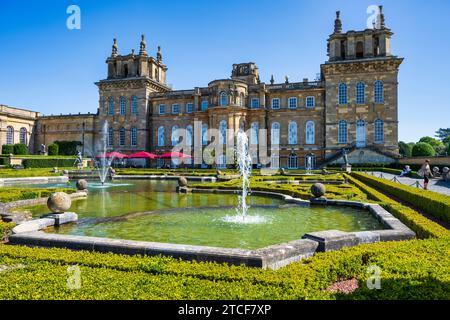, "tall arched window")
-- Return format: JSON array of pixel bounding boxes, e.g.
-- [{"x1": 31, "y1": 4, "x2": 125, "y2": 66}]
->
[
  {"x1": 131, "y1": 127, "x2": 138, "y2": 146},
  {"x1": 374, "y1": 80, "x2": 384, "y2": 104},
  {"x1": 306, "y1": 121, "x2": 315, "y2": 145},
  {"x1": 202, "y1": 123, "x2": 208, "y2": 146},
  {"x1": 288, "y1": 122, "x2": 297, "y2": 145},
  {"x1": 186, "y1": 125, "x2": 193, "y2": 146},
  {"x1": 171, "y1": 126, "x2": 180, "y2": 146},
  {"x1": 108, "y1": 127, "x2": 114, "y2": 146},
  {"x1": 356, "y1": 41, "x2": 364, "y2": 58},
  {"x1": 157, "y1": 126, "x2": 165, "y2": 147},
  {"x1": 108, "y1": 97, "x2": 114, "y2": 115},
  {"x1": 219, "y1": 120, "x2": 227, "y2": 145},
  {"x1": 356, "y1": 82, "x2": 365, "y2": 104},
  {"x1": 271, "y1": 122, "x2": 280, "y2": 145},
  {"x1": 6, "y1": 126, "x2": 14, "y2": 145},
  {"x1": 338, "y1": 120, "x2": 348, "y2": 144},
  {"x1": 19, "y1": 127, "x2": 27, "y2": 145},
  {"x1": 250, "y1": 122, "x2": 259, "y2": 145},
  {"x1": 356, "y1": 120, "x2": 366, "y2": 148},
  {"x1": 240, "y1": 93, "x2": 245, "y2": 107},
  {"x1": 131, "y1": 96, "x2": 138, "y2": 114},
  {"x1": 119, "y1": 97, "x2": 126, "y2": 115},
  {"x1": 119, "y1": 127, "x2": 126, "y2": 146},
  {"x1": 338, "y1": 83, "x2": 348, "y2": 105},
  {"x1": 374, "y1": 119, "x2": 384, "y2": 143},
  {"x1": 219, "y1": 92, "x2": 228, "y2": 106}
]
